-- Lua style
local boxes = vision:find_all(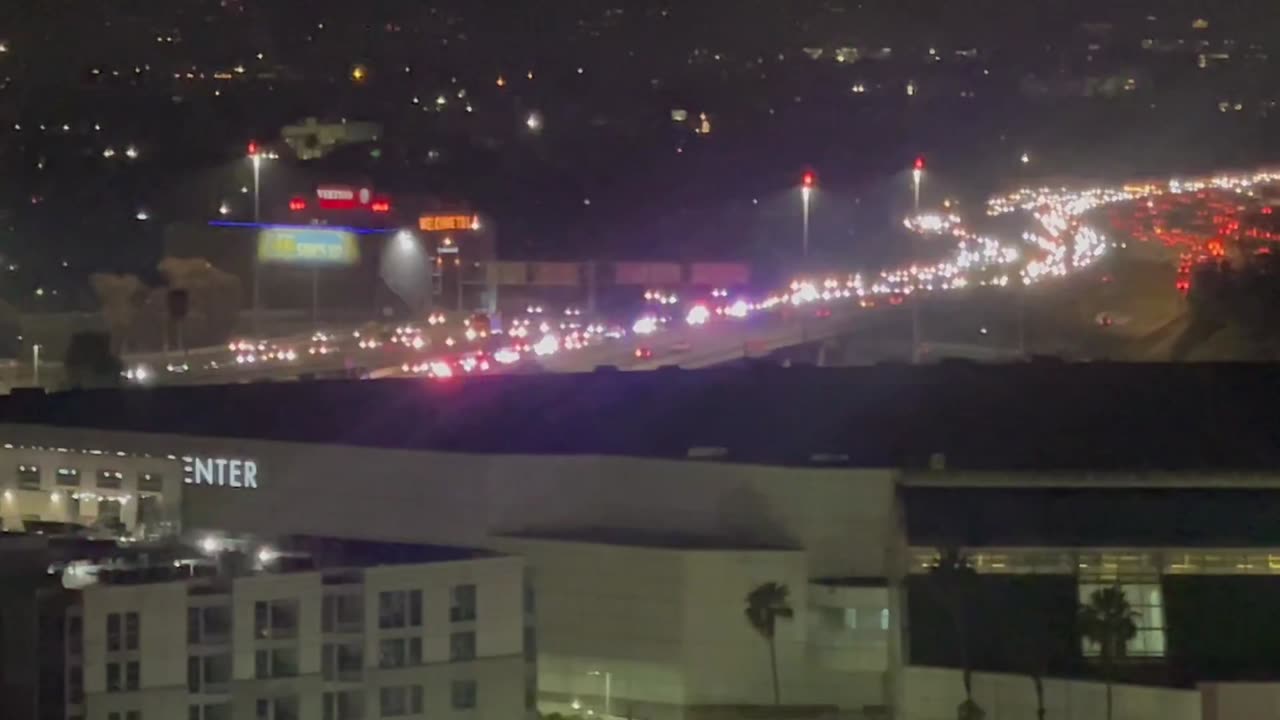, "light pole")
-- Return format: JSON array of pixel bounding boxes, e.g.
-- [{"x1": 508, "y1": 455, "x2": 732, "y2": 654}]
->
[
  {"x1": 801, "y1": 171, "x2": 815, "y2": 258},
  {"x1": 248, "y1": 142, "x2": 264, "y2": 334},
  {"x1": 911, "y1": 156, "x2": 925, "y2": 363},
  {"x1": 587, "y1": 670, "x2": 611, "y2": 718},
  {"x1": 32, "y1": 343, "x2": 41, "y2": 386},
  {"x1": 911, "y1": 156, "x2": 924, "y2": 212}
]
